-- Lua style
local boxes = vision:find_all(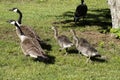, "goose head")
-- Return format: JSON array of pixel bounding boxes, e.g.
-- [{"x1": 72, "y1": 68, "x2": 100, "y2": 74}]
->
[
  {"x1": 9, "y1": 8, "x2": 20, "y2": 13},
  {"x1": 81, "y1": 0, "x2": 84, "y2": 4},
  {"x1": 7, "y1": 20, "x2": 16, "y2": 24},
  {"x1": 70, "y1": 29, "x2": 75, "y2": 35},
  {"x1": 51, "y1": 26, "x2": 56, "y2": 31},
  {"x1": 7, "y1": 20, "x2": 25, "y2": 40},
  {"x1": 7, "y1": 20, "x2": 20, "y2": 27}
]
